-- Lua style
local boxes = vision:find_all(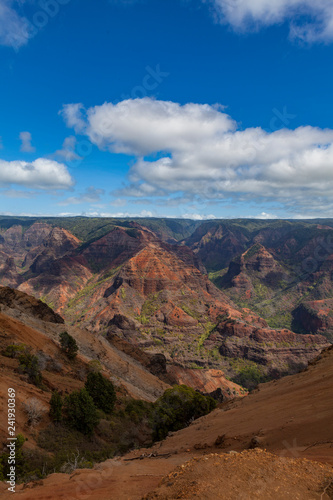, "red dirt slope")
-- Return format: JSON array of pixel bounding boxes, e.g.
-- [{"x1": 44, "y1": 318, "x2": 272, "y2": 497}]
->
[{"x1": 2, "y1": 345, "x2": 333, "y2": 499}]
